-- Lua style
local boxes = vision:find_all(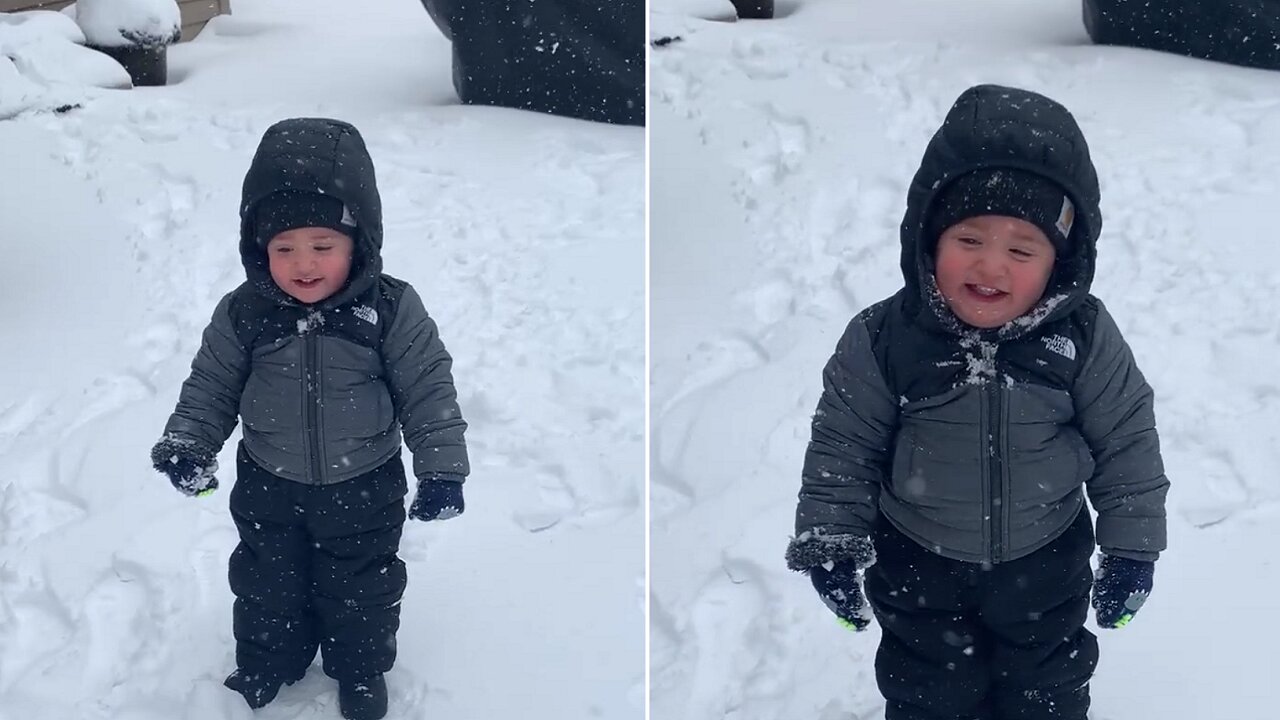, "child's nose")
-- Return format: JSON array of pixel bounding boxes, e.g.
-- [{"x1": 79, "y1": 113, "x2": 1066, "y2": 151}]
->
[{"x1": 972, "y1": 252, "x2": 1006, "y2": 279}]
